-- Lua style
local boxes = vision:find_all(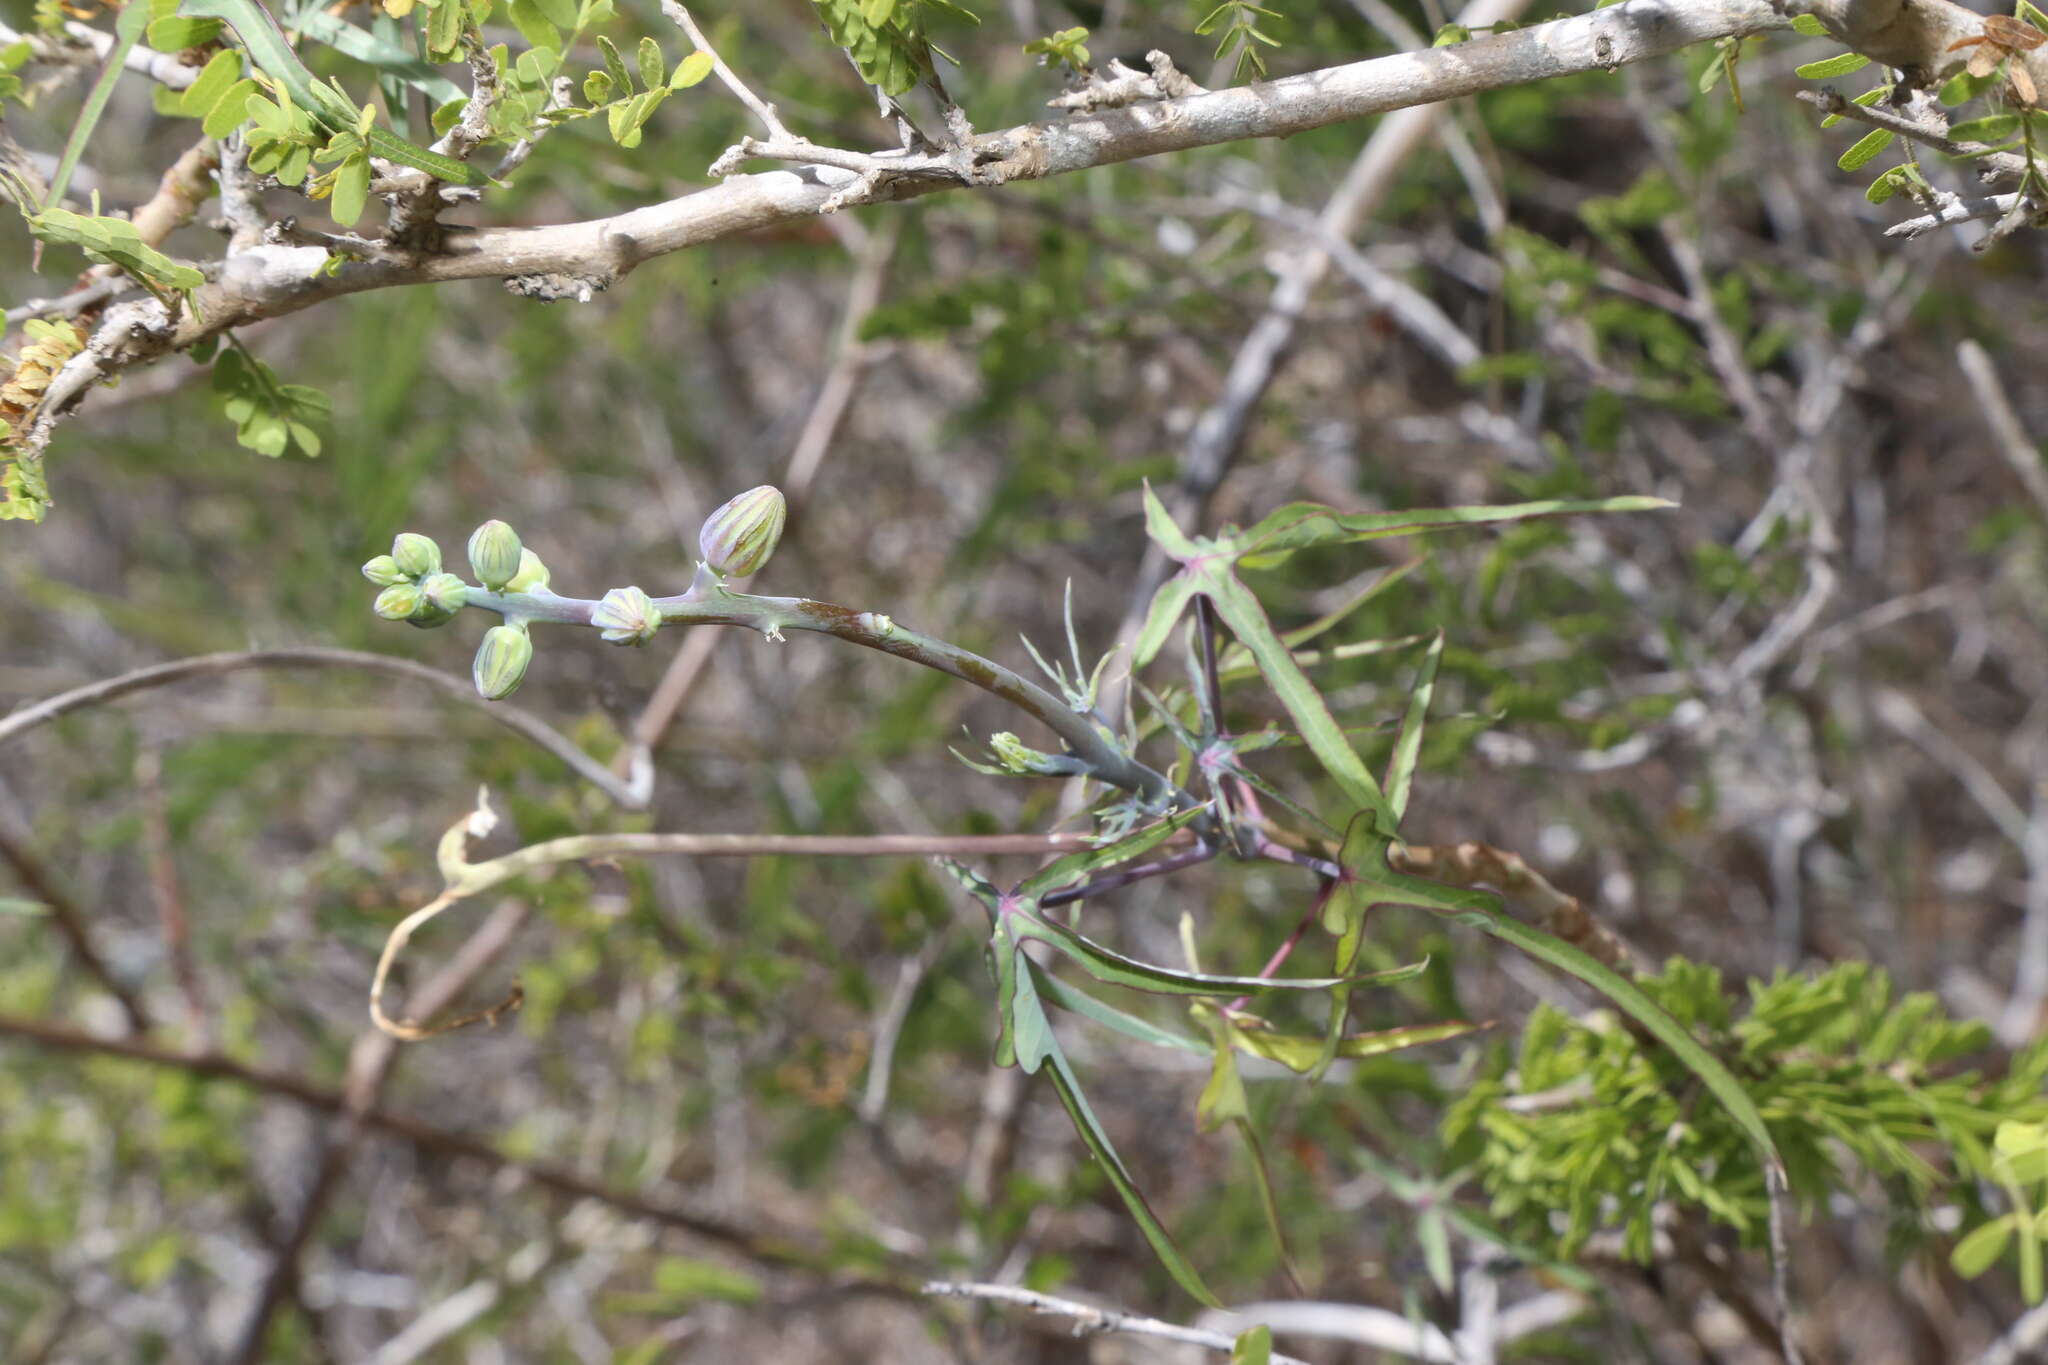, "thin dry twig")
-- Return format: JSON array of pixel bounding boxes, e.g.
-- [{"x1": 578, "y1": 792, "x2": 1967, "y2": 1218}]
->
[
  {"x1": 0, "y1": 647, "x2": 651, "y2": 809},
  {"x1": 134, "y1": 742, "x2": 208, "y2": 1045},
  {"x1": 924, "y1": 1281, "x2": 1315, "y2": 1365},
  {"x1": 0, "y1": 1009, "x2": 904, "y2": 1284},
  {"x1": 227, "y1": 901, "x2": 529, "y2": 1365},
  {"x1": 1974, "y1": 1295, "x2": 2048, "y2": 1365},
  {"x1": 661, "y1": 1, "x2": 791, "y2": 141},
  {"x1": 0, "y1": 824, "x2": 151, "y2": 1033},
  {"x1": 1797, "y1": 87, "x2": 2025, "y2": 173},
  {"x1": 1957, "y1": 338, "x2": 2048, "y2": 520},
  {"x1": 1199, "y1": 1292, "x2": 1587, "y2": 1362}
]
